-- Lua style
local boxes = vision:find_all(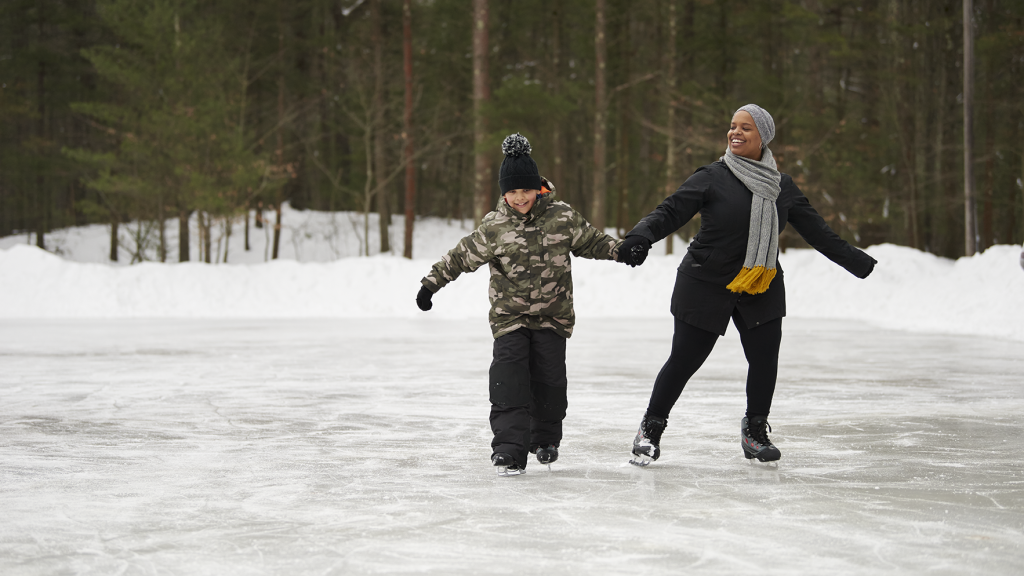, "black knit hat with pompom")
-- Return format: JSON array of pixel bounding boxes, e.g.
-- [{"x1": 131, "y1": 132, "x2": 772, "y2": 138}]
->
[{"x1": 498, "y1": 133, "x2": 542, "y2": 194}]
